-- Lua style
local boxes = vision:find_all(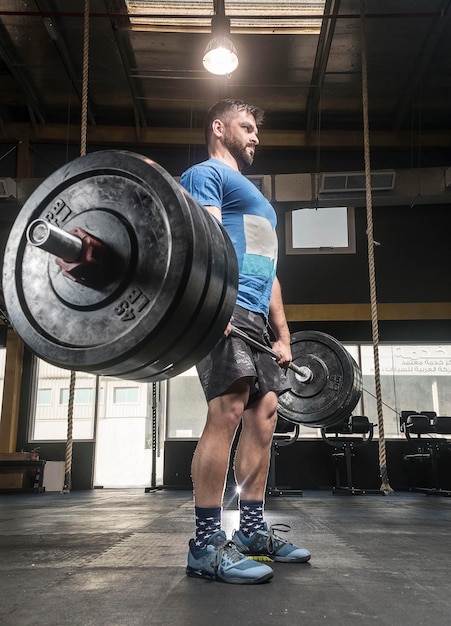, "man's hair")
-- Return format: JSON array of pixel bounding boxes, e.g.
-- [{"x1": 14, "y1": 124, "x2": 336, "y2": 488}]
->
[{"x1": 204, "y1": 99, "x2": 264, "y2": 145}]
